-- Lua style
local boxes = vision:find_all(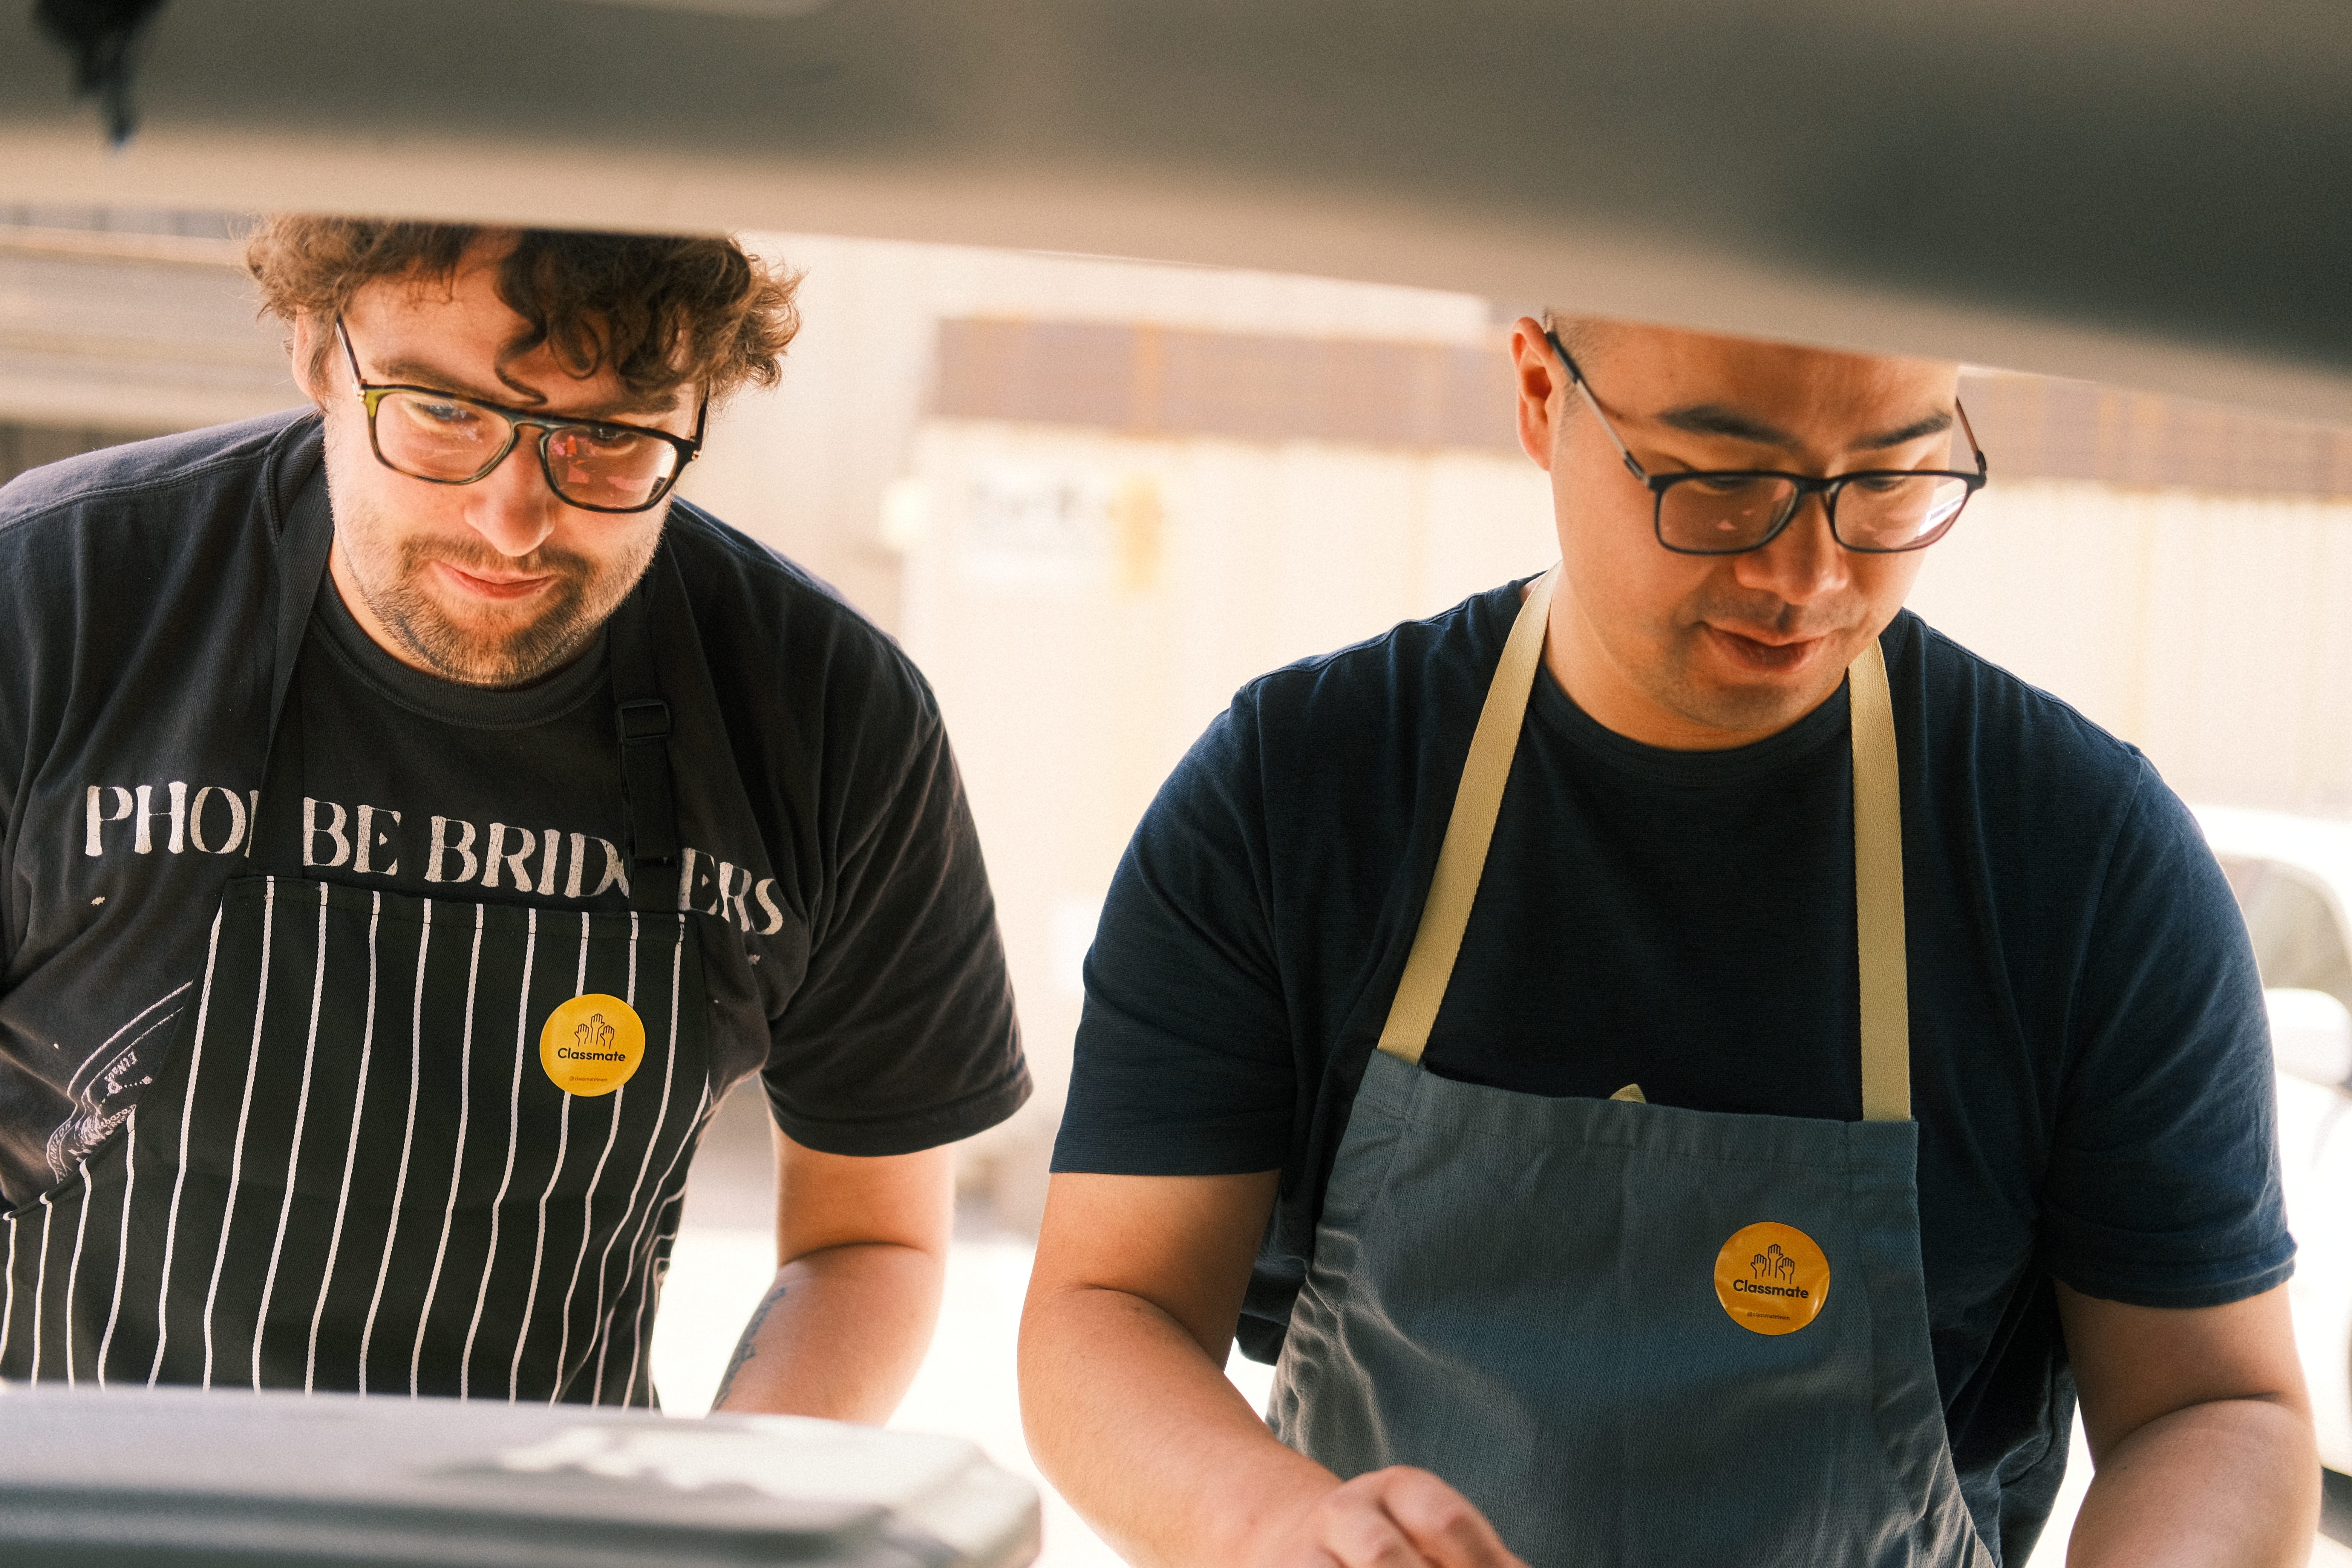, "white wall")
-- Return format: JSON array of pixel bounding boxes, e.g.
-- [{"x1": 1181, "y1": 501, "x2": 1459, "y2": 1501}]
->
[
  {"x1": 896, "y1": 420, "x2": 1554, "y2": 1213},
  {"x1": 677, "y1": 231, "x2": 1491, "y2": 631},
  {"x1": 1906, "y1": 482, "x2": 2352, "y2": 815}
]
